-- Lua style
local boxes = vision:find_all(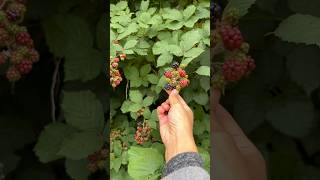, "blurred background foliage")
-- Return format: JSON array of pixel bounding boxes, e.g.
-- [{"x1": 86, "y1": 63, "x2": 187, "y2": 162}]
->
[{"x1": 217, "y1": 0, "x2": 320, "y2": 179}]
